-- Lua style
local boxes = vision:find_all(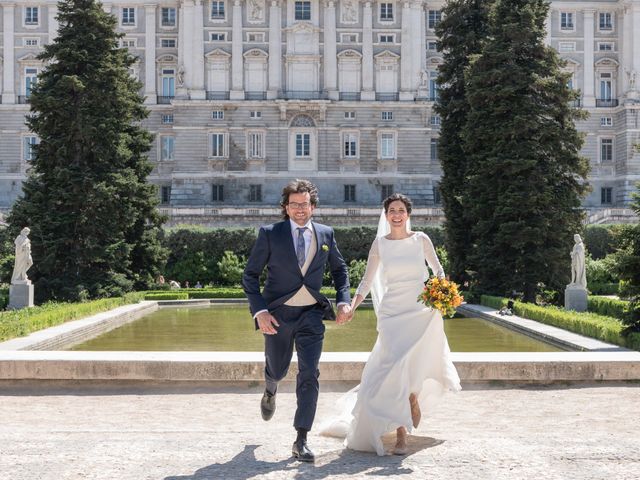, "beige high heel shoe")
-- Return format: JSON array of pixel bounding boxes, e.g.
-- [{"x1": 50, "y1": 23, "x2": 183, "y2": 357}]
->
[{"x1": 409, "y1": 393, "x2": 421, "y2": 428}]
